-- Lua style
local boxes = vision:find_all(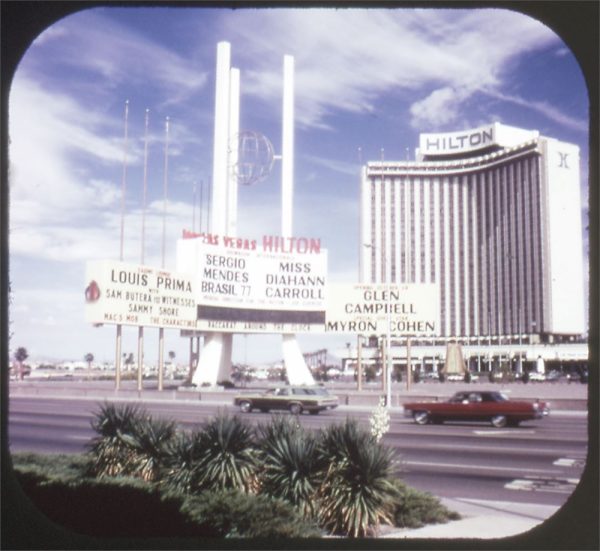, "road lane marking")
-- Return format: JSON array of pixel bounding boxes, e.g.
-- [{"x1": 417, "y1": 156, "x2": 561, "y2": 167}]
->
[
  {"x1": 505, "y1": 477, "x2": 580, "y2": 494},
  {"x1": 473, "y1": 430, "x2": 536, "y2": 436},
  {"x1": 553, "y1": 457, "x2": 586, "y2": 468},
  {"x1": 554, "y1": 458, "x2": 575, "y2": 467},
  {"x1": 402, "y1": 460, "x2": 564, "y2": 476}
]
